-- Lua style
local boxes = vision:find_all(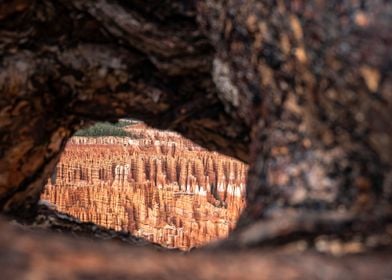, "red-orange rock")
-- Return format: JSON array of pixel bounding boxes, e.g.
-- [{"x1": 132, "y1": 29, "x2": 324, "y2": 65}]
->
[{"x1": 41, "y1": 124, "x2": 247, "y2": 250}]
